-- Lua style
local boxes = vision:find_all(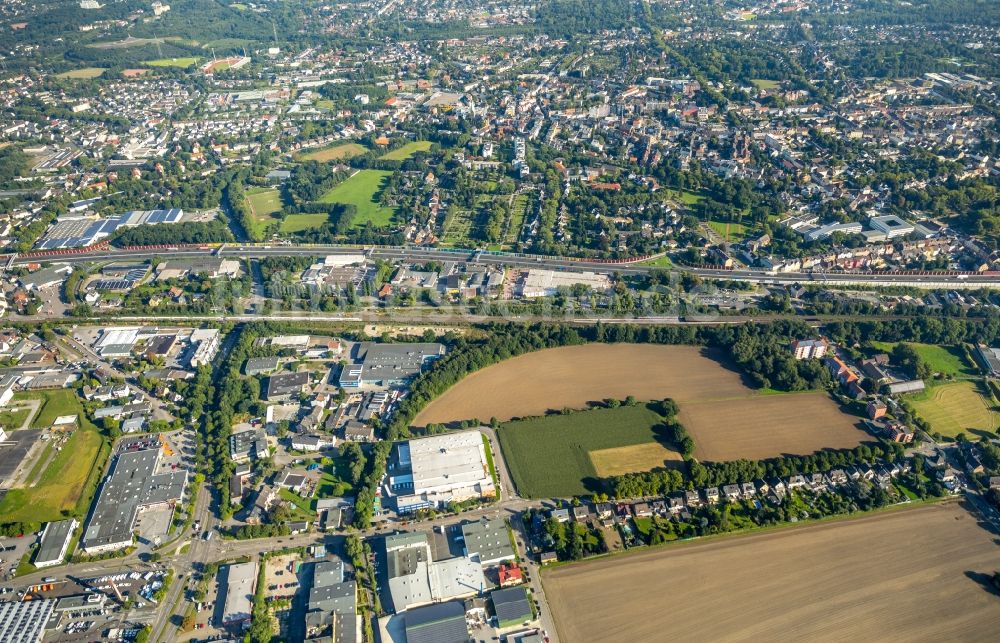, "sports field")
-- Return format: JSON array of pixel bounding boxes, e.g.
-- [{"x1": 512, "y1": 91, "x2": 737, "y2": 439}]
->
[
  {"x1": 544, "y1": 502, "x2": 1000, "y2": 642},
  {"x1": 414, "y1": 344, "x2": 866, "y2": 462},
  {"x1": 56, "y1": 68, "x2": 105, "y2": 79},
  {"x1": 244, "y1": 187, "x2": 282, "y2": 236},
  {"x1": 496, "y1": 404, "x2": 681, "y2": 498},
  {"x1": 0, "y1": 391, "x2": 108, "y2": 523},
  {"x1": 318, "y1": 169, "x2": 395, "y2": 227},
  {"x1": 909, "y1": 380, "x2": 999, "y2": 438},
  {"x1": 298, "y1": 143, "x2": 368, "y2": 162},
  {"x1": 143, "y1": 57, "x2": 199, "y2": 68},
  {"x1": 378, "y1": 140, "x2": 432, "y2": 161}
]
